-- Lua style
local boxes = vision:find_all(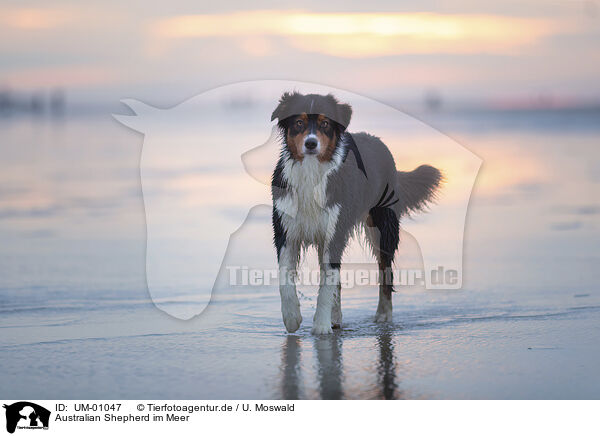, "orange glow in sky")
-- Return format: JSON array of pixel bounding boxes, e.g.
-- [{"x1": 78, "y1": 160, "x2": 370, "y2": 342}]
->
[{"x1": 154, "y1": 11, "x2": 562, "y2": 56}]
